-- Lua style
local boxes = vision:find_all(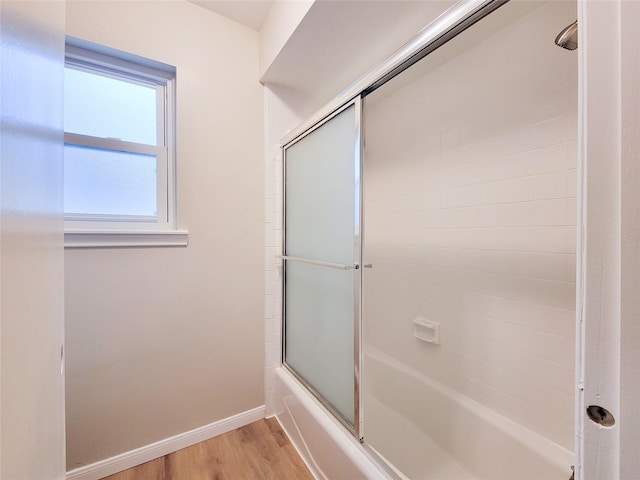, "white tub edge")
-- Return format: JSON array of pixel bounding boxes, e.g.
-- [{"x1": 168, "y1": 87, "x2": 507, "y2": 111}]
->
[
  {"x1": 275, "y1": 367, "x2": 392, "y2": 480},
  {"x1": 365, "y1": 346, "x2": 575, "y2": 478}
]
